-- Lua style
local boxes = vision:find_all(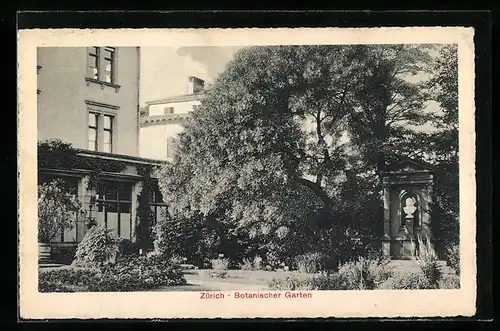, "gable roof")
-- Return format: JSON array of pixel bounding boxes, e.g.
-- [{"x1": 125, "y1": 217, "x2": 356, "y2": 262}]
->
[{"x1": 386, "y1": 155, "x2": 437, "y2": 173}]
